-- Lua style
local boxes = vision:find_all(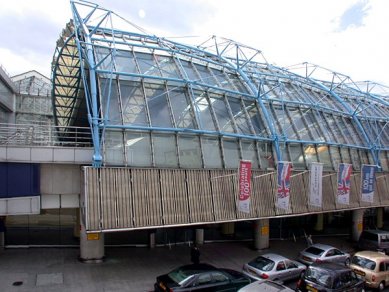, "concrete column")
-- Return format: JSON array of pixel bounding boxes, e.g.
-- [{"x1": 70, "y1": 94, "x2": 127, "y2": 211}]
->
[
  {"x1": 352, "y1": 209, "x2": 364, "y2": 242},
  {"x1": 149, "y1": 230, "x2": 156, "y2": 248},
  {"x1": 79, "y1": 220, "x2": 104, "y2": 263},
  {"x1": 314, "y1": 213, "x2": 324, "y2": 231},
  {"x1": 254, "y1": 219, "x2": 269, "y2": 250},
  {"x1": 377, "y1": 207, "x2": 384, "y2": 229},
  {"x1": 221, "y1": 222, "x2": 235, "y2": 236},
  {"x1": 195, "y1": 228, "x2": 204, "y2": 245}
]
